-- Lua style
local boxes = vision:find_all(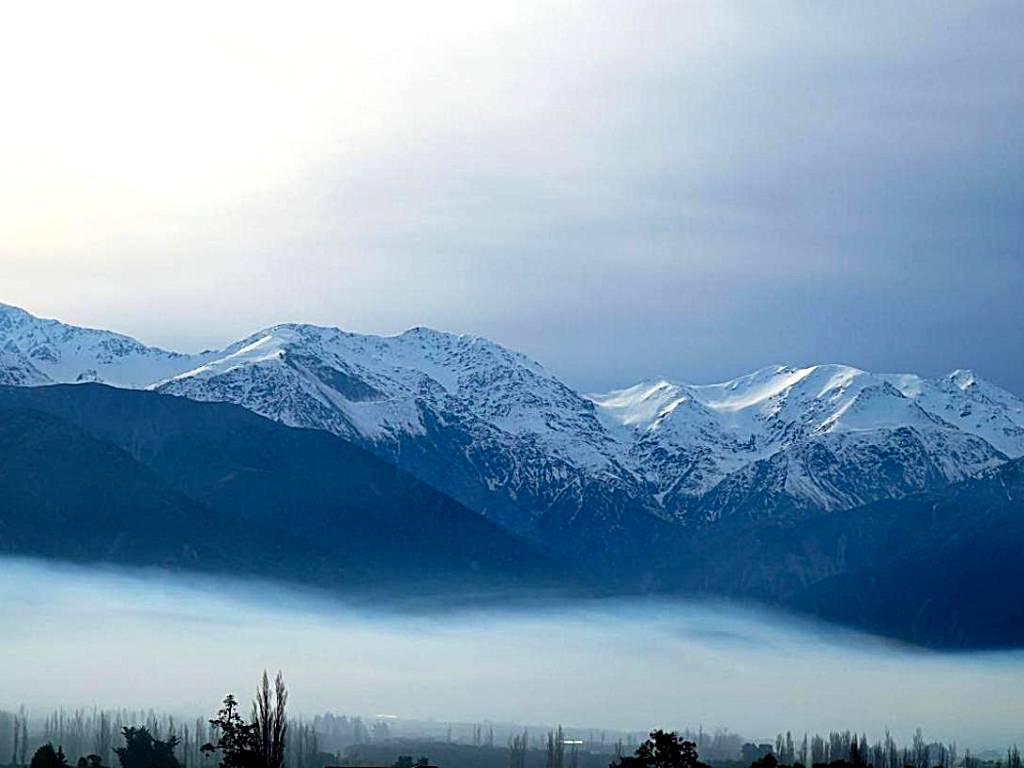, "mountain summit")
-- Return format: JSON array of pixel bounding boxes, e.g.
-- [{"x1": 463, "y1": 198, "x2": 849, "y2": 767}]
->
[{"x1": 2, "y1": 302, "x2": 1024, "y2": 562}]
